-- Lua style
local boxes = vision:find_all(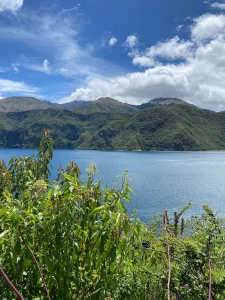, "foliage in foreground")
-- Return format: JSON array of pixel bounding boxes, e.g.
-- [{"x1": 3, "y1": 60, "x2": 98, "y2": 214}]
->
[{"x1": 1, "y1": 130, "x2": 225, "y2": 299}]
